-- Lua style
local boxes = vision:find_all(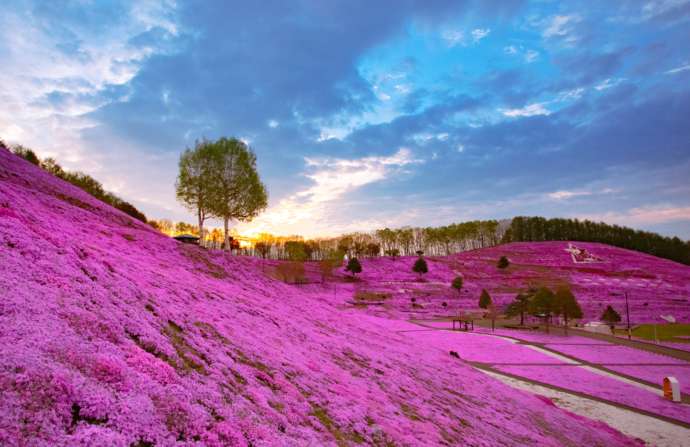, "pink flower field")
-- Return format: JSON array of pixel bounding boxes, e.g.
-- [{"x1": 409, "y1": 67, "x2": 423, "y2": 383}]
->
[
  {"x1": 327, "y1": 239, "x2": 690, "y2": 324},
  {"x1": 601, "y1": 365, "x2": 690, "y2": 394},
  {"x1": 493, "y1": 365, "x2": 690, "y2": 425},
  {"x1": 0, "y1": 149, "x2": 644, "y2": 445},
  {"x1": 541, "y1": 344, "x2": 688, "y2": 365}
]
